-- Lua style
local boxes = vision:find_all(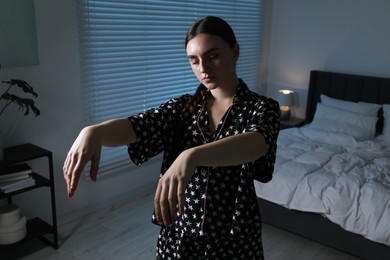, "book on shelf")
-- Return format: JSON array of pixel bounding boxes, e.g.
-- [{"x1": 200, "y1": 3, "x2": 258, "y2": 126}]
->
[
  {"x1": 0, "y1": 163, "x2": 35, "y2": 193},
  {"x1": 0, "y1": 173, "x2": 30, "y2": 183},
  {"x1": 0, "y1": 163, "x2": 33, "y2": 177},
  {"x1": 0, "y1": 176, "x2": 36, "y2": 193}
]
